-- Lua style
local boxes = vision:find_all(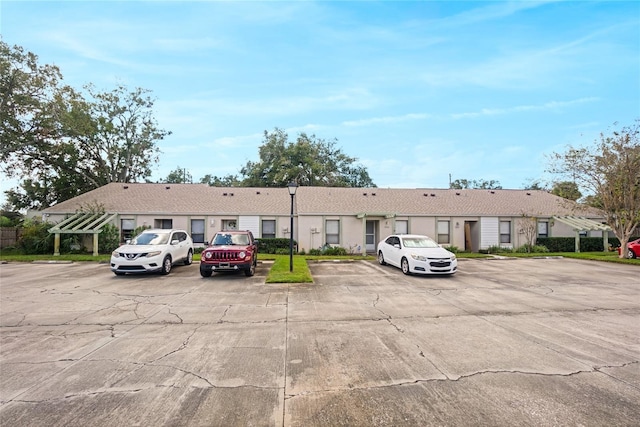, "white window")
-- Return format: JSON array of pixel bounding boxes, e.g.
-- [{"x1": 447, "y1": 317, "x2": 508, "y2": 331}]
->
[
  {"x1": 437, "y1": 220, "x2": 450, "y2": 244},
  {"x1": 395, "y1": 220, "x2": 408, "y2": 234},
  {"x1": 262, "y1": 220, "x2": 276, "y2": 238},
  {"x1": 191, "y1": 219, "x2": 205, "y2": 244},
  {"x1": 500, "y1": 220, "x2": 511, "y2": 244},
  {"x1": 326, "y1": 220, "x2": 340, "y2": 245},
  {"x1": 538, "y1": 221, "x2": 548, "y2": 238},
  {"x1": 222, "y1": 219, "x2": 237, "y2": 230},
  {"x1": 155, "y1": 219, "x2": 172, "y2": 229},
  {"x1": 121, "y1": 219, "x2": 135, "y2": 241}
]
